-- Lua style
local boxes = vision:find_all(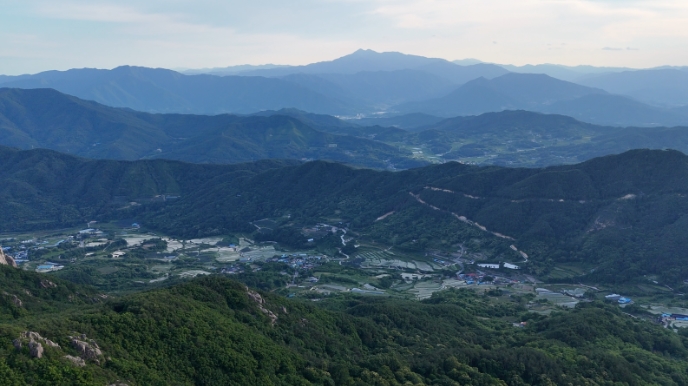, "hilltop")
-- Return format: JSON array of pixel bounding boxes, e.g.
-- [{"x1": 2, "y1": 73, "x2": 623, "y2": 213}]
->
[
  {"x1": 4, "y1": 88, "x2": 688, "y2": 170},
  {"x1": 3, "y1": 147, "x2": 688, "y2": 284},
  {"x1": 2, "y1": 50, "x2": 688, "y2": 128},
  {"x1": 0, "y1": 66, "x2": 356, "y2": 115},
  {"x1": 0, "y1": 88, "x2": 418, "y2": 169},
  {"x1": 1, "y1": 268, "x2": 688, "y2": 385}
]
